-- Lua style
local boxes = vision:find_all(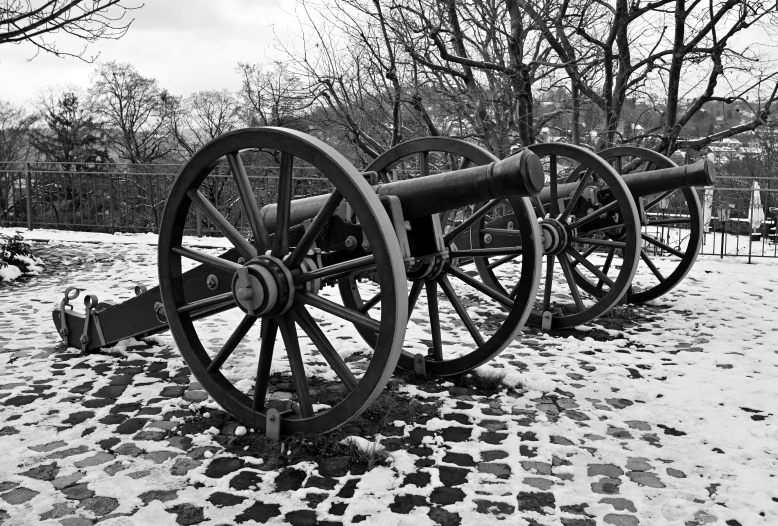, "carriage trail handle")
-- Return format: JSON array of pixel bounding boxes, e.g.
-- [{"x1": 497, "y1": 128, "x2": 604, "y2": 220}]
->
[
  {"x1": 538, "y1": 158, "x2": 715, "y2": 204},
  {"x1": 260, "y1": 149, "x2": 544, "y2": 230}
]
